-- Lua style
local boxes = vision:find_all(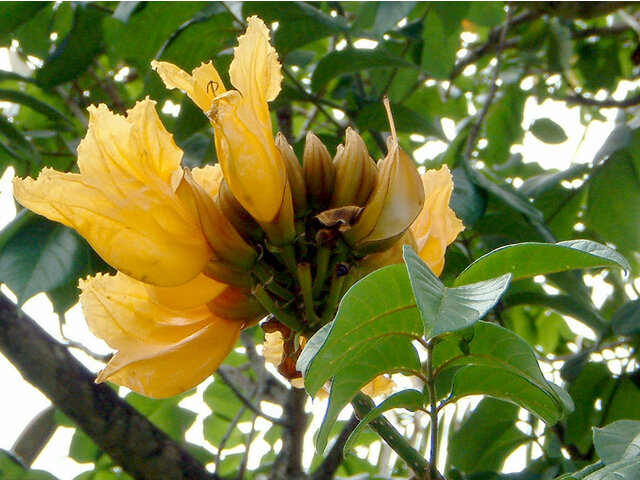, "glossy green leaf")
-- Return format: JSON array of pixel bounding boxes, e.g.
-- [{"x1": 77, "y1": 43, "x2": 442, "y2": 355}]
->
[
  {"x1": 454, "y1": 240, "x2": 630, "y2": 287},
  {"x1": 0, "y1": 219, "x2": 89, "y2": 304},
  {"x1": 594, "y1": 420, "x2": 640, "y2": 465},
  {"x1": 434, "y1": 322, "x2": 572, "y2": 425},
  {"x1": 311, "y1": 47, "x2": 415, "y2": 92},
  {"x1": 448, "y1": 398, "x2": 530, "y2": 474},
  {"x1": 530, "y1": 118, "x2": 568, "y2": 144},
  {"x1": 299, "y1": 264, "x2": 423, "y2": 452},
  {"x1": 344, "y1": 390, "x2": 425, "y2": 454},
  {"x1": 404, "y1": 246, "x2": 511, "y2": 339}
]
